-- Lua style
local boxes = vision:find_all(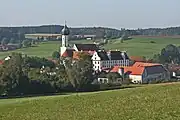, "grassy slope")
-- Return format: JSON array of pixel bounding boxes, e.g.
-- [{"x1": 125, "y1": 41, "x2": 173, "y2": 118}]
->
[
  {"x1": 104, "y1": 37, "x2": 180, "y2": 58},
  {"x1": 0, "y1": 37, "x2": 180, "y2": 59},
  {"x1": 0, "y1": 41, "x2": 61, "y2": 59},
  {"x1": 1, "y1": 83, "x2": 180, "y2": 120}
]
